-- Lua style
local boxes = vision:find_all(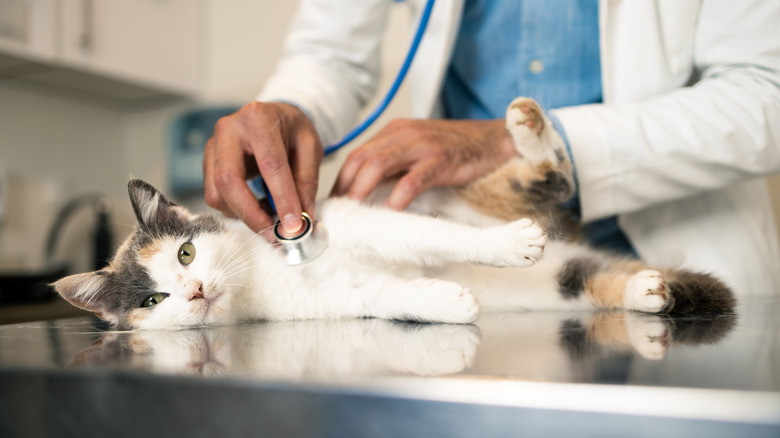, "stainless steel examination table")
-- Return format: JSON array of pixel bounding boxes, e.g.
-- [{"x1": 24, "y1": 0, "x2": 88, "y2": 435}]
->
[{"x1": 1, "y1": 296, "x2": 778, "y2": 437}]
